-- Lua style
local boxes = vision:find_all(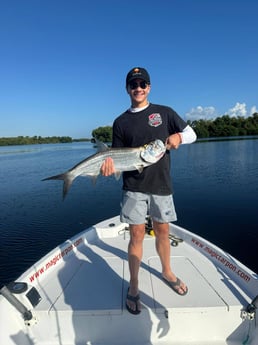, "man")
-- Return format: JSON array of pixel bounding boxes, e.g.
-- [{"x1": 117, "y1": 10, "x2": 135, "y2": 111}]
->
[{"x1": 101, "y1": 67, "x2": 196, "y2": 315}]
